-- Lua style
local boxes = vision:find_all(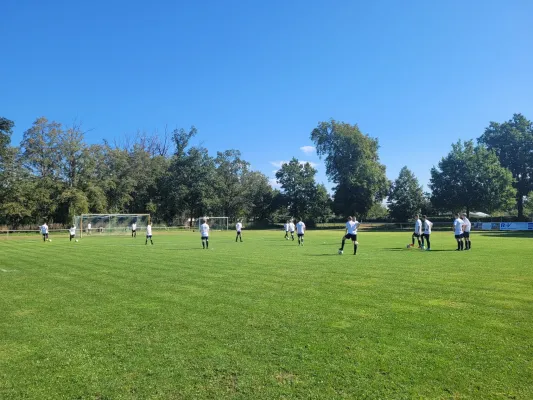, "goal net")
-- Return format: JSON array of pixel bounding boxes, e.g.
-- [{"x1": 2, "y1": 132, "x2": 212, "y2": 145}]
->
[
  {"x1": 73, "y1": 214, "x2": 151, "y2": 238},
  {"x1": 197, "y1": 217, "x2": 228, "y2": 231}
]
